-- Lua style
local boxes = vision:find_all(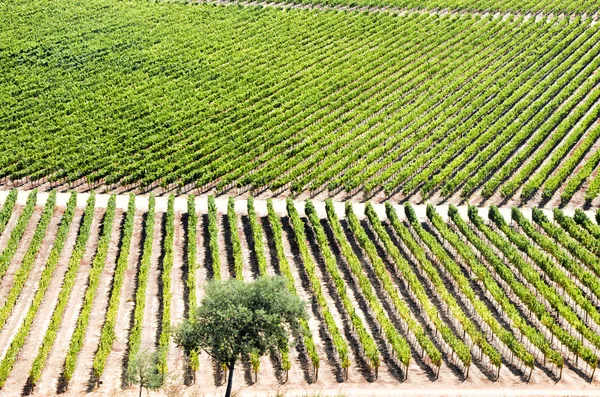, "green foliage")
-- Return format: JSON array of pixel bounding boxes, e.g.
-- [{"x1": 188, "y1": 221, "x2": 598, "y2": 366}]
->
[
  {"x1": 324, "y1": 200, "x2": 410, "y2": 370},
  {"x1": 305, "y1": 200, "x2": 380, "y2": 373},
  {"x1": 93, "y1": 194, "x2": 136, "y2": 383},
  {"x1": 0, "y1": 191, "x2": 56, "y2": 330},
  {"x1": 0, "y1": 189, "x2": 37, "y2": 282},
  {"x1": 208, "y1": 195, "x2": 221, "y2": 280},
  {"x1": 372, "y1": 203, "x2": 472, "y2": 368},
  {"x1": 187, "y1": 195, "x2": 198, "y2": 312},
  {"x1": 227, "y1": 197, "x2": 243, "y2": 280},
  {"x1": 286, "y1": 198, "x2": 350, "y2": 370},
  {"x1": 126, "y1": 350, "x2": 163, "y2": 397},
  {"x1": 467, "y1": 206, "x2": 597, "y2": 367},
  {"x1": 552, "y1": 208, "x2": 600, "y2": 257},
  {"x1": 0, "y1": 189, "x2": 18, "y2": 234},
  {"x1": 429, "y1": 205, "x2": 561, "y2": 368},
  {"x1": 247, "y1": 196, "x2": 267, "y2": 276},
  {"x1": 0, "y1": 192, "x2": 76, "y2": 387},
  {"x1": 28, "y1": 192, "x2": 96, "y2": 386},
  {"x1": 1, "y1": 1, "x2": 597, "y2": 203},
  {"x1": 175, "y1": 277, "x2": 306, "y2": 370},
  {"x1": 489, "y1": 206, "x2": 600, "y2": 350},
  {"x1": 522, "y1": 208, "x2": 600, "y2": 299},
  {"x1": 573, "y1": 209, "x2": 600, "y2": 240},
  {"x1": 64, "y1": 195, "x2": 117, "y2": 384},
  {"x1": 266, "y1": 199, "x2": 319, "y2": 371},
  {"x1": 128, "y1": 194, "x2": 156, "y2": 374},
  {"x1": 157, "y1": 195, "x2": 175, "y2": 375},
  {"x1": 345, "y1": 202, "x2": 440, "y2": 367},
  {"x1": 407, "y1": 204, "x2": 527, "y2": 368}
]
